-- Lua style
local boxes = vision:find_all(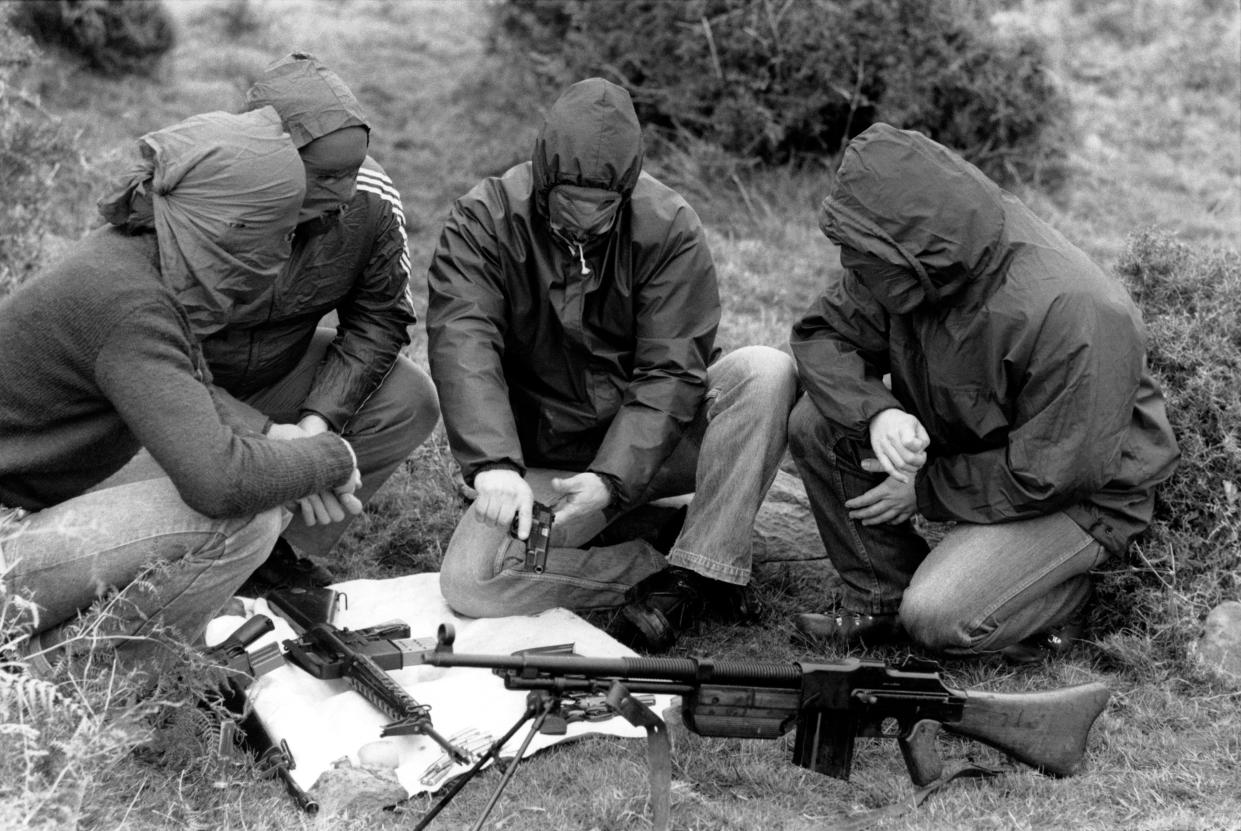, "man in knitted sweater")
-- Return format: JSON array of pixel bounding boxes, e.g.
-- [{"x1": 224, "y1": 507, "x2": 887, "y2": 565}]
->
[{"x1": 0, "y1": 108, "x2": 361, "y2": 671}]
